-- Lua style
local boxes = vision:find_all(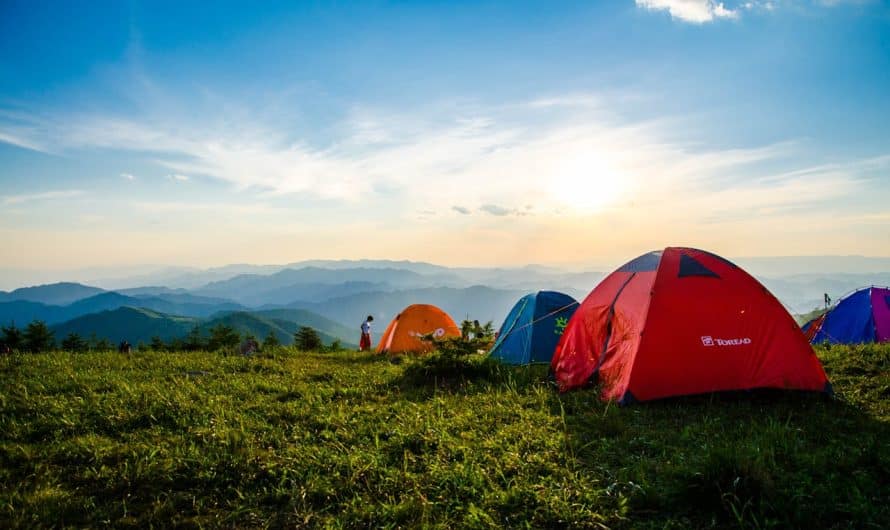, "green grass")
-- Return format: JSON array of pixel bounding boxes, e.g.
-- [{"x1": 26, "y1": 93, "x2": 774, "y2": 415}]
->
[{"x1": 0, "y1": 344, "x2": 887, "y2": 528}]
